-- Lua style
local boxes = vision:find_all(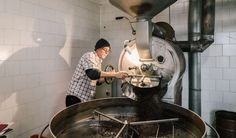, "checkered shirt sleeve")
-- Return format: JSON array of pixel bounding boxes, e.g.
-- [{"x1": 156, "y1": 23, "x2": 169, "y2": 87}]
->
[{"x1": 67, "y1": 52, "x2": 102, "y2": 102}]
